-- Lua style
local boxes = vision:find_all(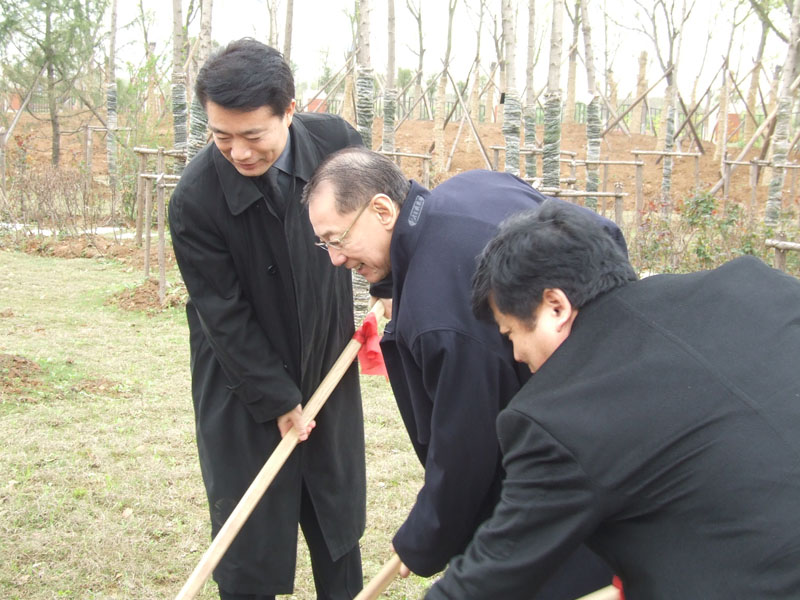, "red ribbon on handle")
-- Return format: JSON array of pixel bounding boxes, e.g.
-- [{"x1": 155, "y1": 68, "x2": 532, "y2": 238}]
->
[
  {"x1": 352, "y1": 312, "x2": 388, "y2": 378},
  {"x1": 612, "y1": 576, "x2": 625, "y2": 599}
]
